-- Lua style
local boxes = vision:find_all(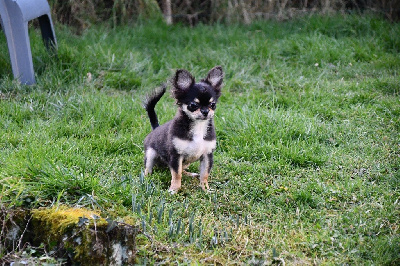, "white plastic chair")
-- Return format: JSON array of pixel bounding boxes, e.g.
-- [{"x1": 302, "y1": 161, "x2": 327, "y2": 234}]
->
[{"x1": 0, "y1": 0, "x2": 57, "y2": 85}]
